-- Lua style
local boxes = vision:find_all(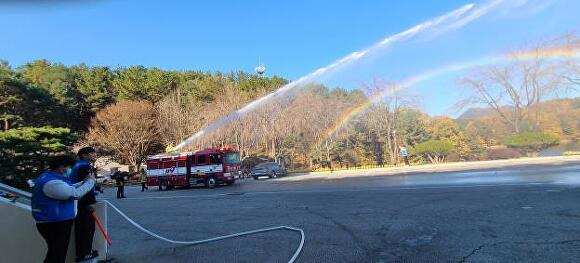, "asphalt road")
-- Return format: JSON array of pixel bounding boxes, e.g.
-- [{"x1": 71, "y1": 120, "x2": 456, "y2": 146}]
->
[{"x1": 100, "y1": 162, "x2": 580, "y2": 262}]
